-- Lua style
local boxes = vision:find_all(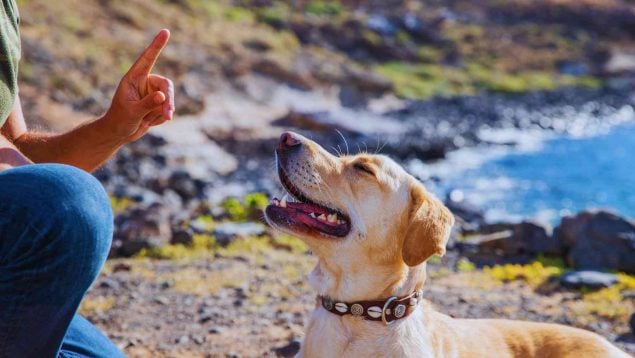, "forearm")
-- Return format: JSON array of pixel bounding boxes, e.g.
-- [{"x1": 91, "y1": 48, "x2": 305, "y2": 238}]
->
[
  {"x1": 13, "y1": 117, "x2": 124, "y2": 172},
  {"x1": 3, "y1": 30, "x2": 174, "y2": 173}
]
